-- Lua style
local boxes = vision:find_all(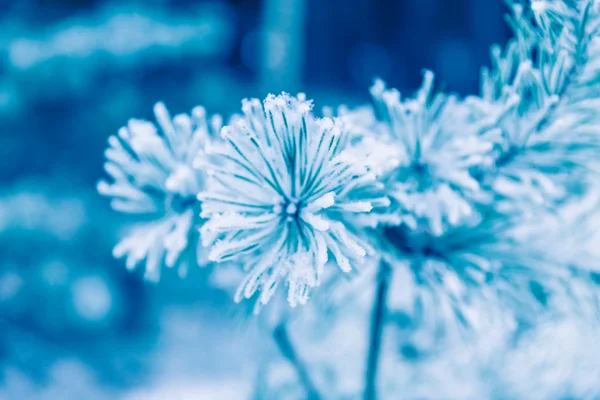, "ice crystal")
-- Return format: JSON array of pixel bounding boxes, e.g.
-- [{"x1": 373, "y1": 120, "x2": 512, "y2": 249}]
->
[
  {"x1": 98, "y1": 102, "x2": 221, "y2": 281},
  {"x1": 321, "y1": 103, "x2": 379, "y2": 144},
  {"x1": 198, "y1": 93, "x2": 389, "y2": 308}
]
